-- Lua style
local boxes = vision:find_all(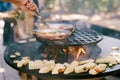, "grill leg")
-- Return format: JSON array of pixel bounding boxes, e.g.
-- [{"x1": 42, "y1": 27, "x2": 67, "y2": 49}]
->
[
  {"x1": 19, "y1": 72, "x2": 38, "y2": 80},
  {"x1": 20, "y1": 72, "x2": 28, "y2": 80}
]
